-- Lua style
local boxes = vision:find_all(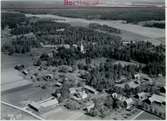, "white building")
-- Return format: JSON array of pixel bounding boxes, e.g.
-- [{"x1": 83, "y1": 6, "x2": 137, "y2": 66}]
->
[
  {"x1": 80, "y1": 42, "x2": 85, "y2": 53},
  {"x1": 84, "y1": 85, "x2": 98, "y2": 94},
  {"x1": 56, "y1": 28, "x2": 65, "y2": 32},
  {"x1": 138, "y1": 92, "x2": 149, "y2": 101},
  {"x1": 28, "y1": 97, "x2": 59, "y2": 113},
  {"x1": 149, "y1": 94, "x2": 165, "y2": 105},
  {"x1": 124, "y1": 98, "x2": 134, "y2": 110},
  {"x1": 70, "y1": 87, "x2": 88, "y2": 100},
  {"x1": 134, "y1": 73, "x2": 152, "y2": 84}
]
